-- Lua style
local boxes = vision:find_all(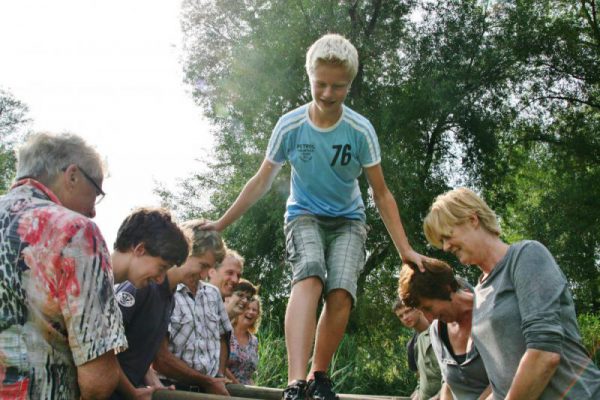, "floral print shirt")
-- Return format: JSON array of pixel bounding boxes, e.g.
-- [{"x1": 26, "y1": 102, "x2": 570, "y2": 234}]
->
[
  {"x1": 227, "y1": 332, "x2": 259, "y2": 385},
  {"x1": 0, "y1": 179, "x2": 127, "y2": 399}
]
